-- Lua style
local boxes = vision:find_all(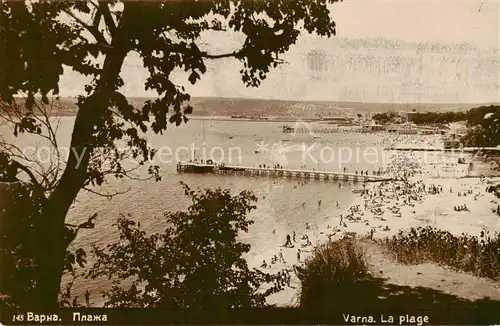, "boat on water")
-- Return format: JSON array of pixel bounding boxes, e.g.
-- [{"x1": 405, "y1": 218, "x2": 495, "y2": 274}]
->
[
  {"x1": 282, "y1": 139, "x2": 290, "y2": 142},
  {"x1": 255, "y1": 138, "x2": 263, "y2": 141},
  {"x1": 458, "y1": 157, "x2": 466, "y2": 164},
  {"x1": 229, "y1": 136, "x2": 234, "y2": 139},
  {"x1": 352, "y1": 189, "x2": 365, "y2": 194},
  {"x1": 313, "y1": 135, "x2": 322, "y2": 140}
]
